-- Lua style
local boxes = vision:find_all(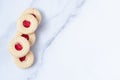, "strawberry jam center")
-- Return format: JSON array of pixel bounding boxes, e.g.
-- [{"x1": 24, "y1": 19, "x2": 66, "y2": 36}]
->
[
  {"x1": 23, "y1": 20, "x2": 31, "y2": 28},
  {"x1": 15, "y1": 43, "x2": 23, "y2": 51},
  {"x1": 21, "y1": 34, "x2": 29, "y2": 40},
  {"x1": 19, "y1": 56, "x2": 26, "y2": 62}
]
